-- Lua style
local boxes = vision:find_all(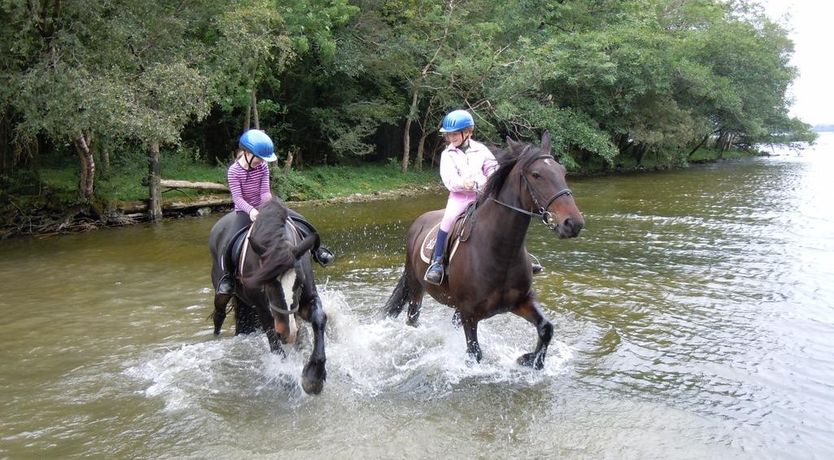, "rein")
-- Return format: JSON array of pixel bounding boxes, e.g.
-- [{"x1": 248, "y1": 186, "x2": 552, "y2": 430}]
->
[
  {"x1": 246, "y1": 221, "x2": 301, "y2": 316},
  {"x1": 490, "y1": 154, "x2": 572, "y2": 230}
]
